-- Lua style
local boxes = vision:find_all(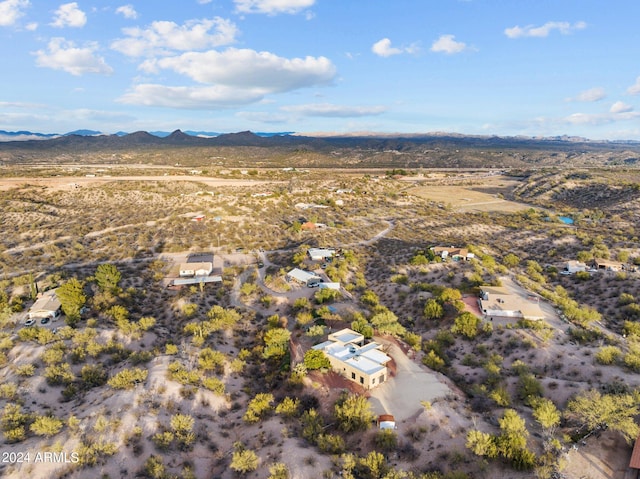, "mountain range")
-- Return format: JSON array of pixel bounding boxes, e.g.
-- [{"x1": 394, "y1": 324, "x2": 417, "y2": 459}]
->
[{"x1": 1, "y1": 128, "x2": 640, "y2": 169}]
